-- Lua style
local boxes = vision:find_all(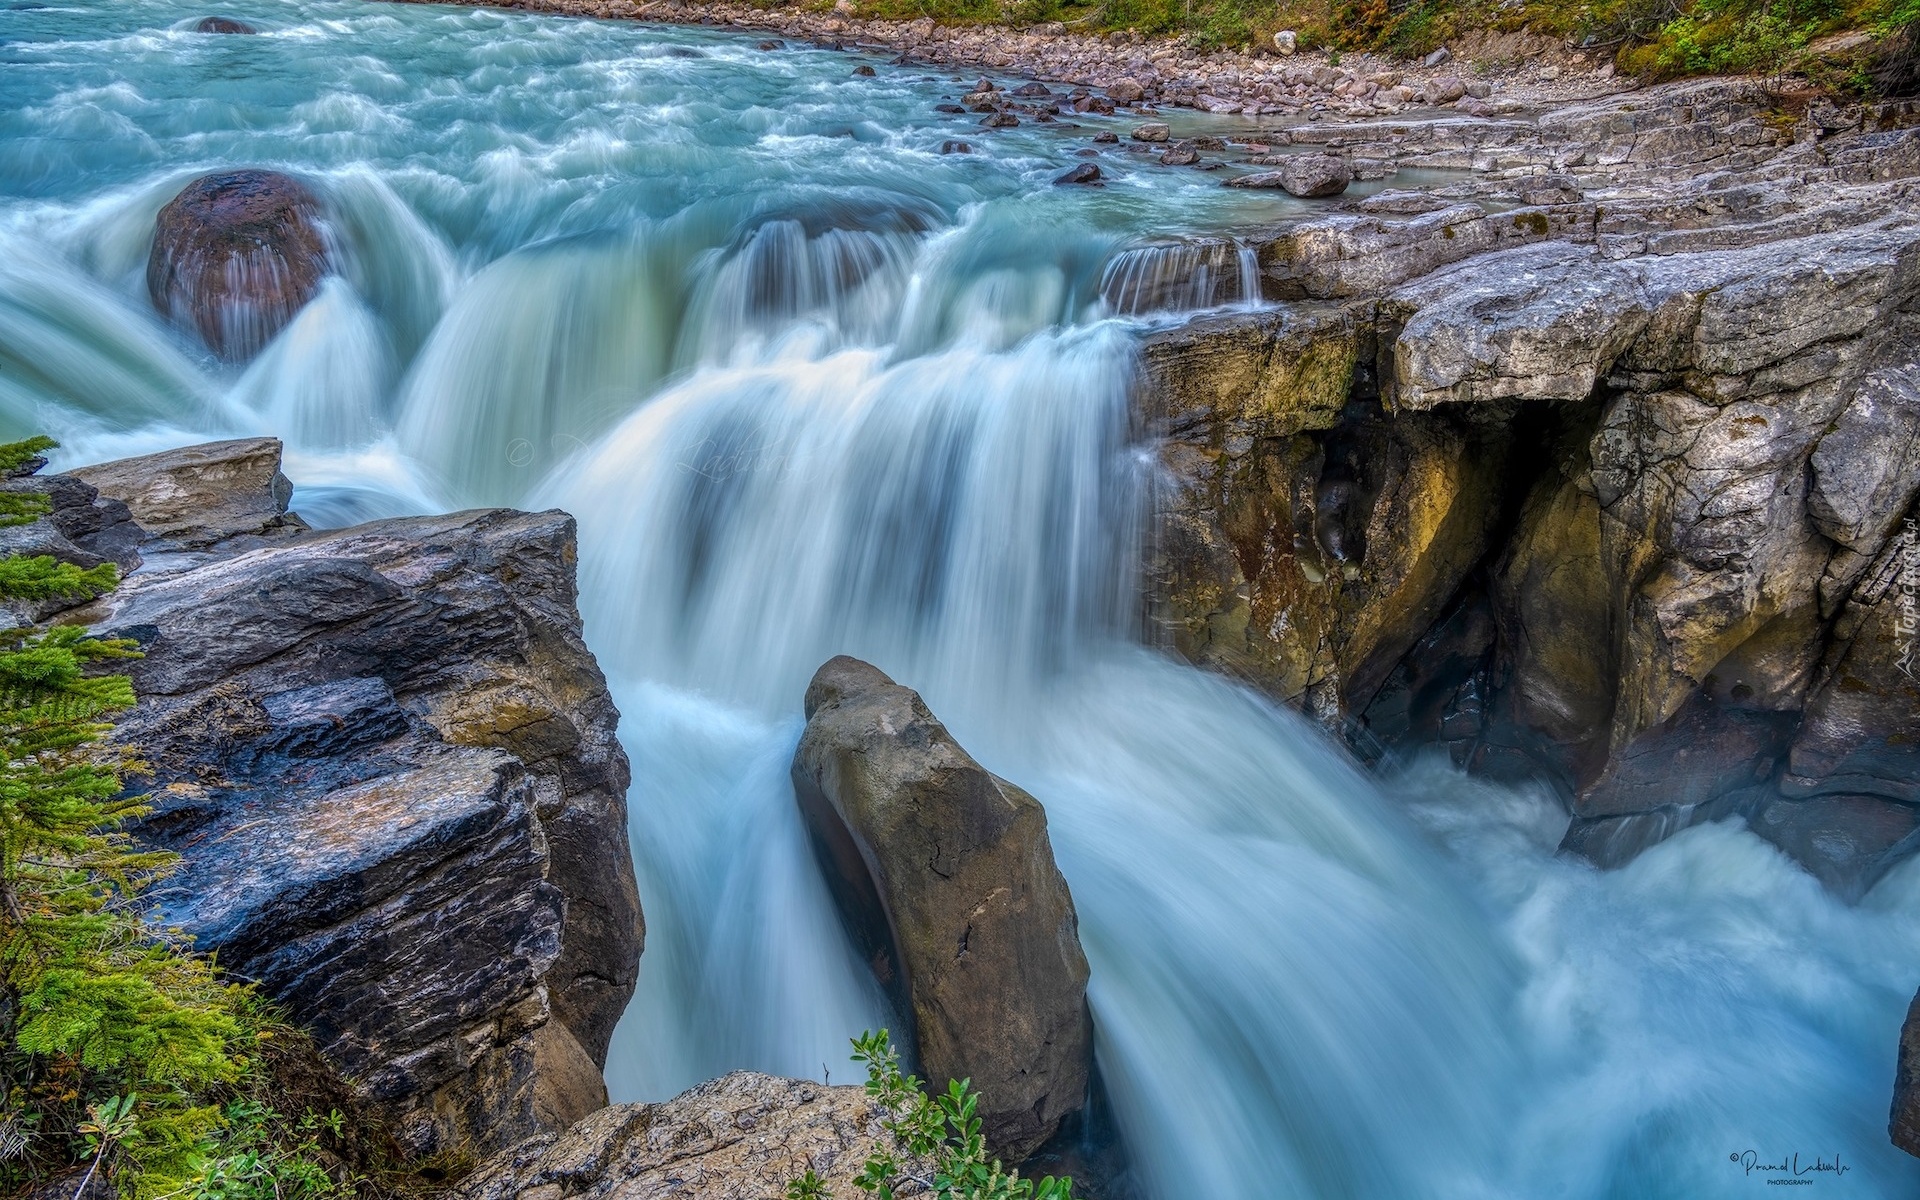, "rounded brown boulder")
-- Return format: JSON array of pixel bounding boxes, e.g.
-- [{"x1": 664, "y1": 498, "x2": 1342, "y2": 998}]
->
[{"x1": 147, "y1": 169, "x2": 332, "y2": 363}]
